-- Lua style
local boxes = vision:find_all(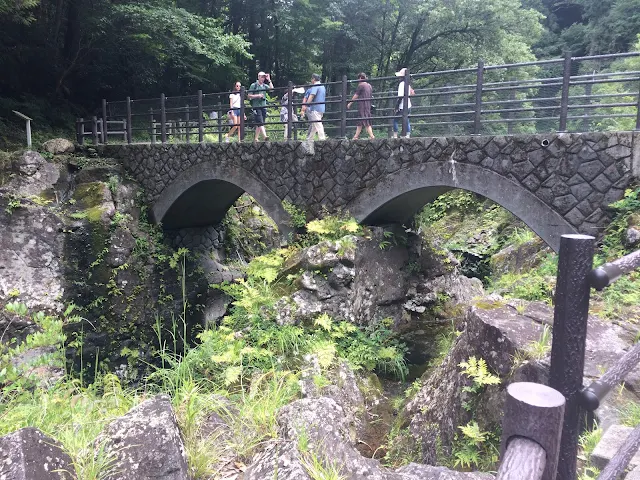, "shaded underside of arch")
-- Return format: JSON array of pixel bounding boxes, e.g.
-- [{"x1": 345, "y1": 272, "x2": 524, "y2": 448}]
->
[
  {"x1": 346, "y1": 162, "x2": 577, "y2": 252},
  {"x1": 152, "y1": 162, "x2": 291, "y2": 239}
]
